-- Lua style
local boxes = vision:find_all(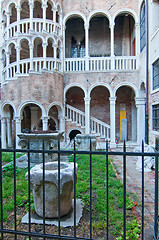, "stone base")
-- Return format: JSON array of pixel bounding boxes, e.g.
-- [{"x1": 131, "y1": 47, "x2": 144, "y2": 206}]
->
[{"x1": 21, "y1": 199, "x2": 83, "y2": 228}]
